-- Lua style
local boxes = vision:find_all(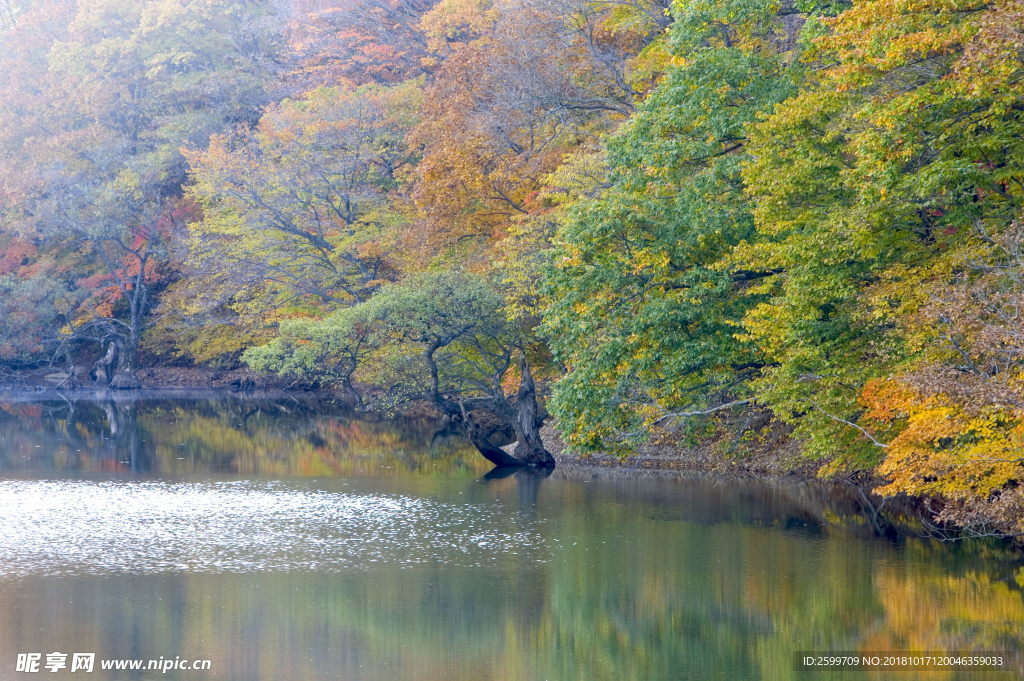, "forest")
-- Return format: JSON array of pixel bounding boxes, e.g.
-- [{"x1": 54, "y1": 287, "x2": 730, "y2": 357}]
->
[{"x1": 1, "y1": 0, "x2": 1023, "y2": 535}]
